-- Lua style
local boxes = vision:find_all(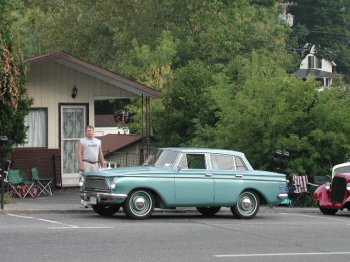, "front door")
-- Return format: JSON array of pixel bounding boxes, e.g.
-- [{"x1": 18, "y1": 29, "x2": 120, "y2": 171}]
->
[{"x1": 60, "y1": 105, "x2": 87, "y2": 187}]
